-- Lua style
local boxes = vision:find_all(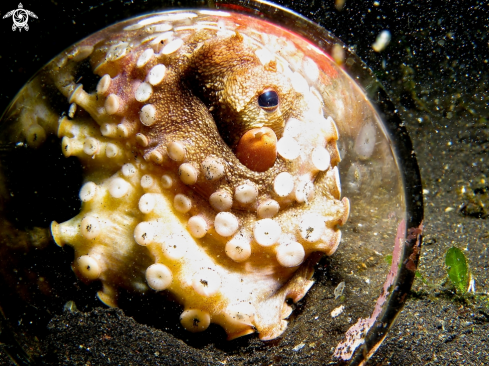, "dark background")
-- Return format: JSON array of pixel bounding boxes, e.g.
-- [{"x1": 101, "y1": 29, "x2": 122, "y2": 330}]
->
[
  {"x1": 0, "y1": 0, "x2": 487, "y2": 118},
  {"x1": 0, "y1": 0, "x2": 488, "y2": 365}
]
